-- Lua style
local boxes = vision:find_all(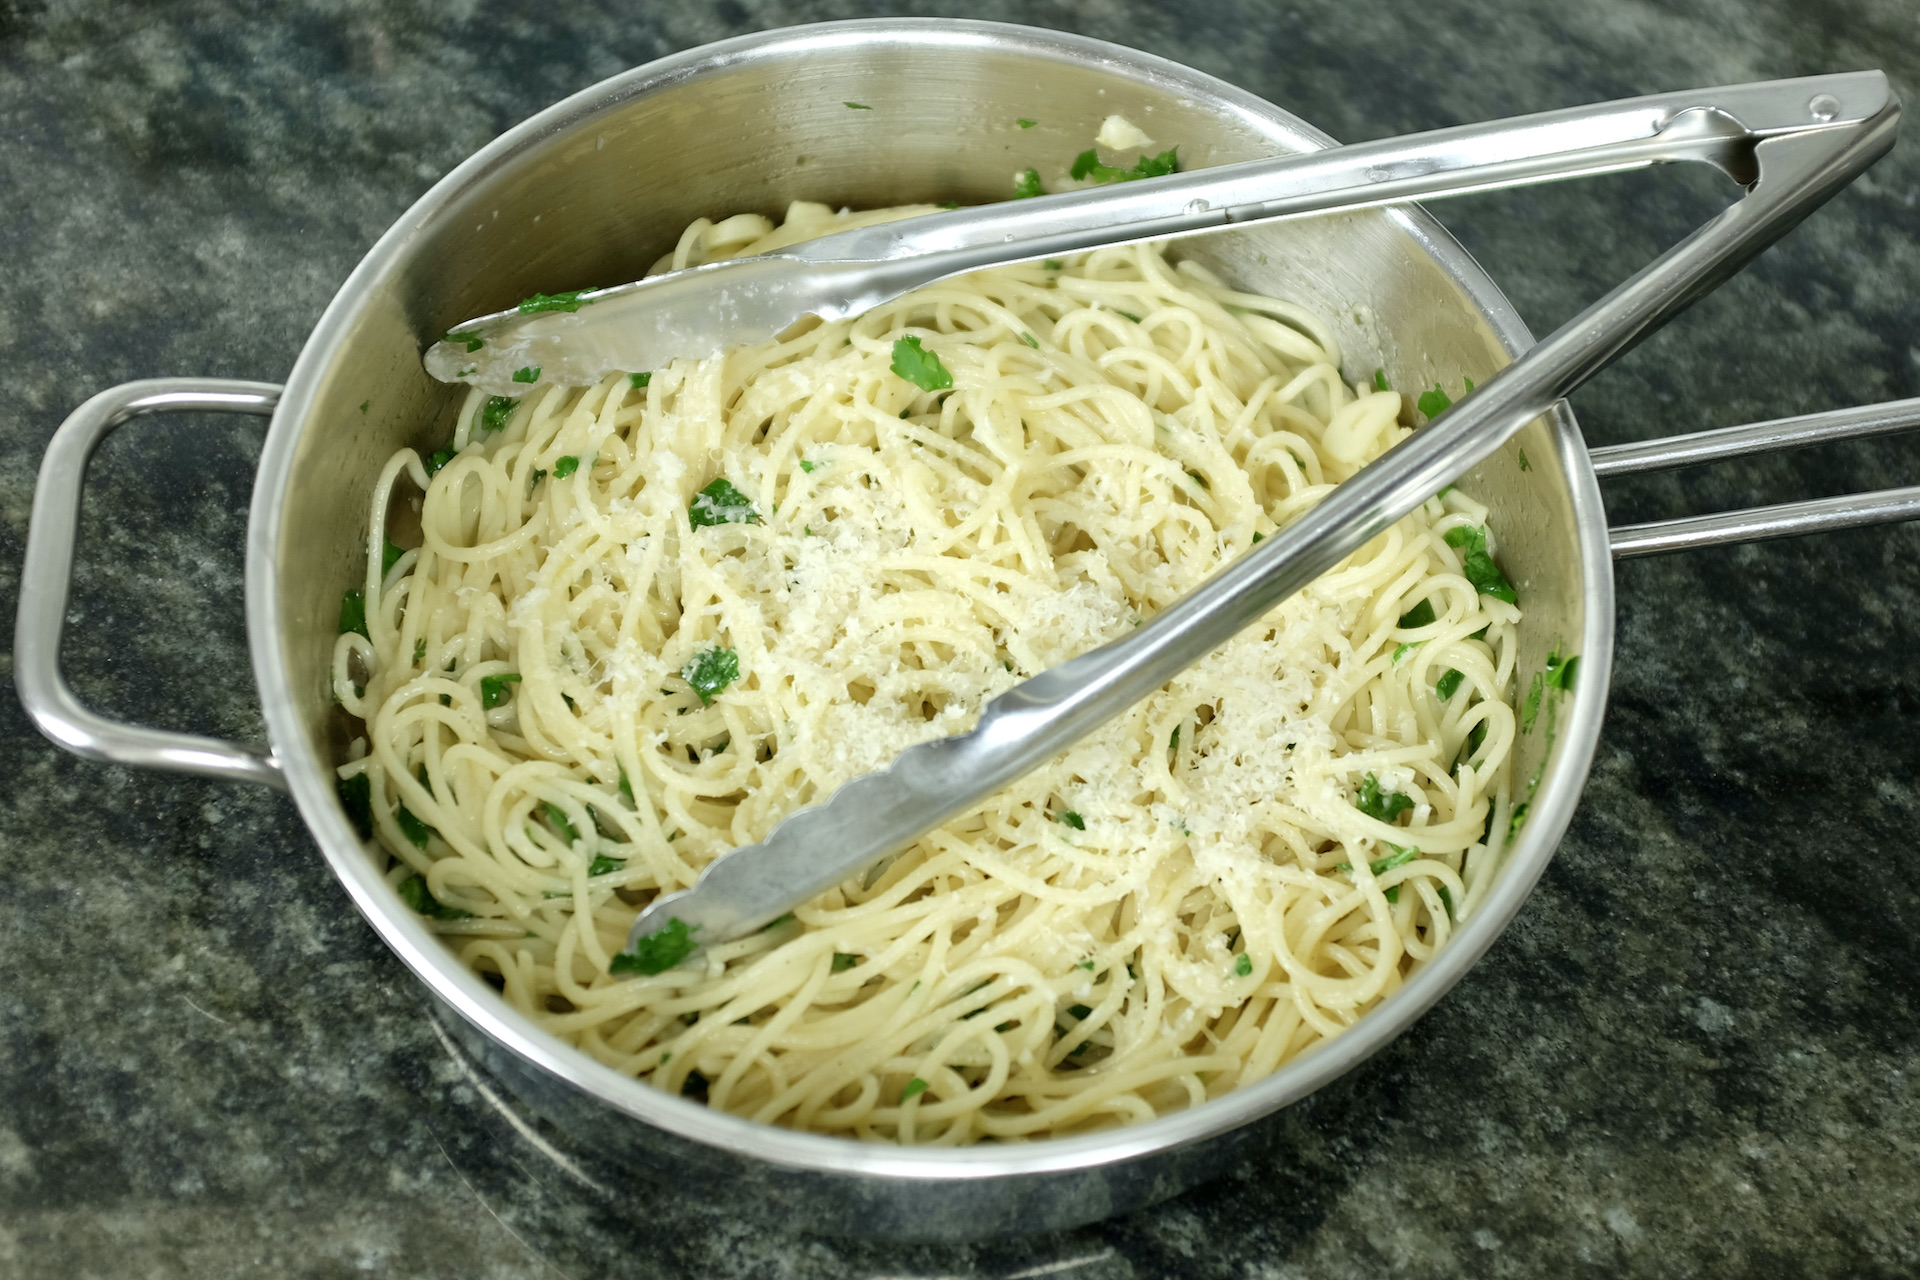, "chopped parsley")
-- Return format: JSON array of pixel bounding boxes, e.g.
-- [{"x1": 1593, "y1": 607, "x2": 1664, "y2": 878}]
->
[
  {"x1": 630, "y1": 371, "x2": 651, "y2": 390},
  {"x1": 1067, "y1": 1004, "x2": 1093, "y2": 1020},
  {"x1": 1355, "y1": 773, "x2": 1414, "y2": 824},
  {"x1": 1234, "y1": 954, "x2": 1253, "y2": 977},
  {"x1": 1012, "y1": 168, "x2": 1044, "y2": 199},
  {"x1": 541, "y1": 801, "x2": 581, "y2": 846},
  {"x1": 425, "y1": 446, "x2": 455, "y2": 475},
  {"x1": 618, "y1": 768, "x2": 635, "y2": 807},
  {"x1": 844, "y1": 101, "x2": 872, "y2": 110},
  {"x1": 1545, "y1": 650, "x2": 1580, "y2": 691},
  {"x1": 479, "y1": 395, "x2": 517, "y2": 434},
  {"x1": 798, "y1": 459, "x2": 816, "y2": 473},
  {"x1": 610, "y1": 917, "x2": 700, "y2": 975},
  {"x1": 1373, "y1": 368, "x2": 1390, "y2": 392},
  {"x1": 1508, "y1": 803, "x2": 1530, "y2": 841},
  {"x1": 1436, "y1": 669, "x2": 1465, "y2": 701},
  {"x1": 413, "y1": 639, "x2": 426, "y2": 665},
  {"x1": 1518, "y1": 448, "x2": 1532, "y2": 472},
  {"x1": 831, "y1": 952, "x2": 860, "y2": 972},
  {"x1": 688, "y1": 477, "x2": 760, "y2": 527},
  {"x1": 1251, "y1": 531, "x2": 1264, "y2": 544},
  {"x1": 1020, "y1": 332, "x2": 1039, "y2": 349},
  {"x1": 1117, "y1": 310, "x2": 1144, "y2": 323},
  {"x1": 480, "y1": 672, "x2": 521, "y2": 708},
  {"x1": 682, "y1": 646, "x2": 740, "y2": 705},
  {"x1": 901, "y1": 1077, "x2": 929, "y2": 1100},
  {"x1": 512, "y1": 366, "x2": 541, "y2": 384},
  {"x1": 891, "y1": 335, "x2": 953, "y2": 391},
  {"x1": 1077, "y1": 959, "x2": 1096, "y2": 971},
  {"x1": 382, "y1": 537, "x2": 405, "y2": 576},
  {"x1": 1443, "y1": 525, "x2": 1518, "y2": 604},
  {"x1": 337, "y1": 773, "x2": 373, "y2": 838},
  {"x1": 1392, "y1": 642, "x2": 1420, "y2": 665},
  {"x1": 588, "y1": 854, "x2": 624, "y2": 877},
  {"x1": 552, "y1": 455, "x2": 580, "y2": 478},
  {"x1": 1017, "y1": 117, "x2": 1037, "y2": 128},
  {"x1": 1437, "y1": 885, "x2": 1455, "y2": 918},
  {"x1": 1169, "y1": 726, "x2": 1181, "y2": 751},
  {"x1": 443, "y1": 331, "x2": 484, "y2": 352},
  {"x1": 396, "y1": 801, "x2": 432, "y2": 849},
  {"x1": 1416, "y1": 384, "x2": 1453, "y2": 418},
  {"x1": 517, "y1": 289, "x2": 595, "y2": 314},
  {"x1": 1056, "y1": 810, "x2": 1086, "y2": 830},
  {"x1": 1398, "y1": 599, "x2": 1436, "y2": 629},
  {"x1": 339, "y1": 589, "x2": 368, "y2": 639},
  {"x1": 1373, "y1": 845, "x2": 1419, "y2": 874},
  {"x1": 398, "y1": 874, "x2": 470, "y2": 920},
  {"x1": 1185, "y1": 470, "x2": 1209, "y2": 490},
  {"x1": 1043, "y1": 259, "x2": 1064, "y2": 270},
  {"x1": 1071, "y1": 146, "x2": 1180, "y2": 183}
]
